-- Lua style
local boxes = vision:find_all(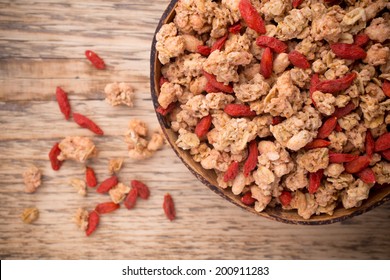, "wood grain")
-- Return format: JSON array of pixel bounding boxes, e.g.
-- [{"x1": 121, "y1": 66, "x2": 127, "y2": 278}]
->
[{"x1": 0, "y1": 0, "x2": 389, "y2": 260}]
